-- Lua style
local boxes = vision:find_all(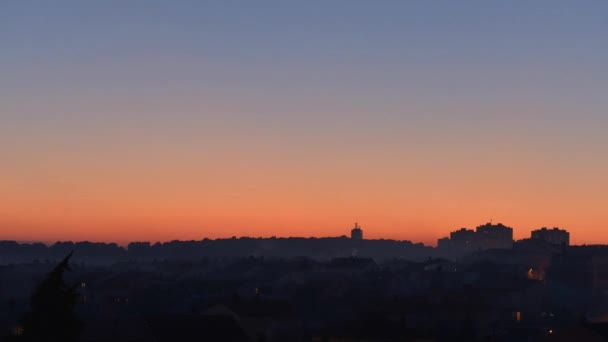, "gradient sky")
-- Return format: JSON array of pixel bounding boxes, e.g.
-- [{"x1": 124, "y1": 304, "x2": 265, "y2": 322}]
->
[{"x1": 1, "y1": 1, "x2": 607, "y2": 245}]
